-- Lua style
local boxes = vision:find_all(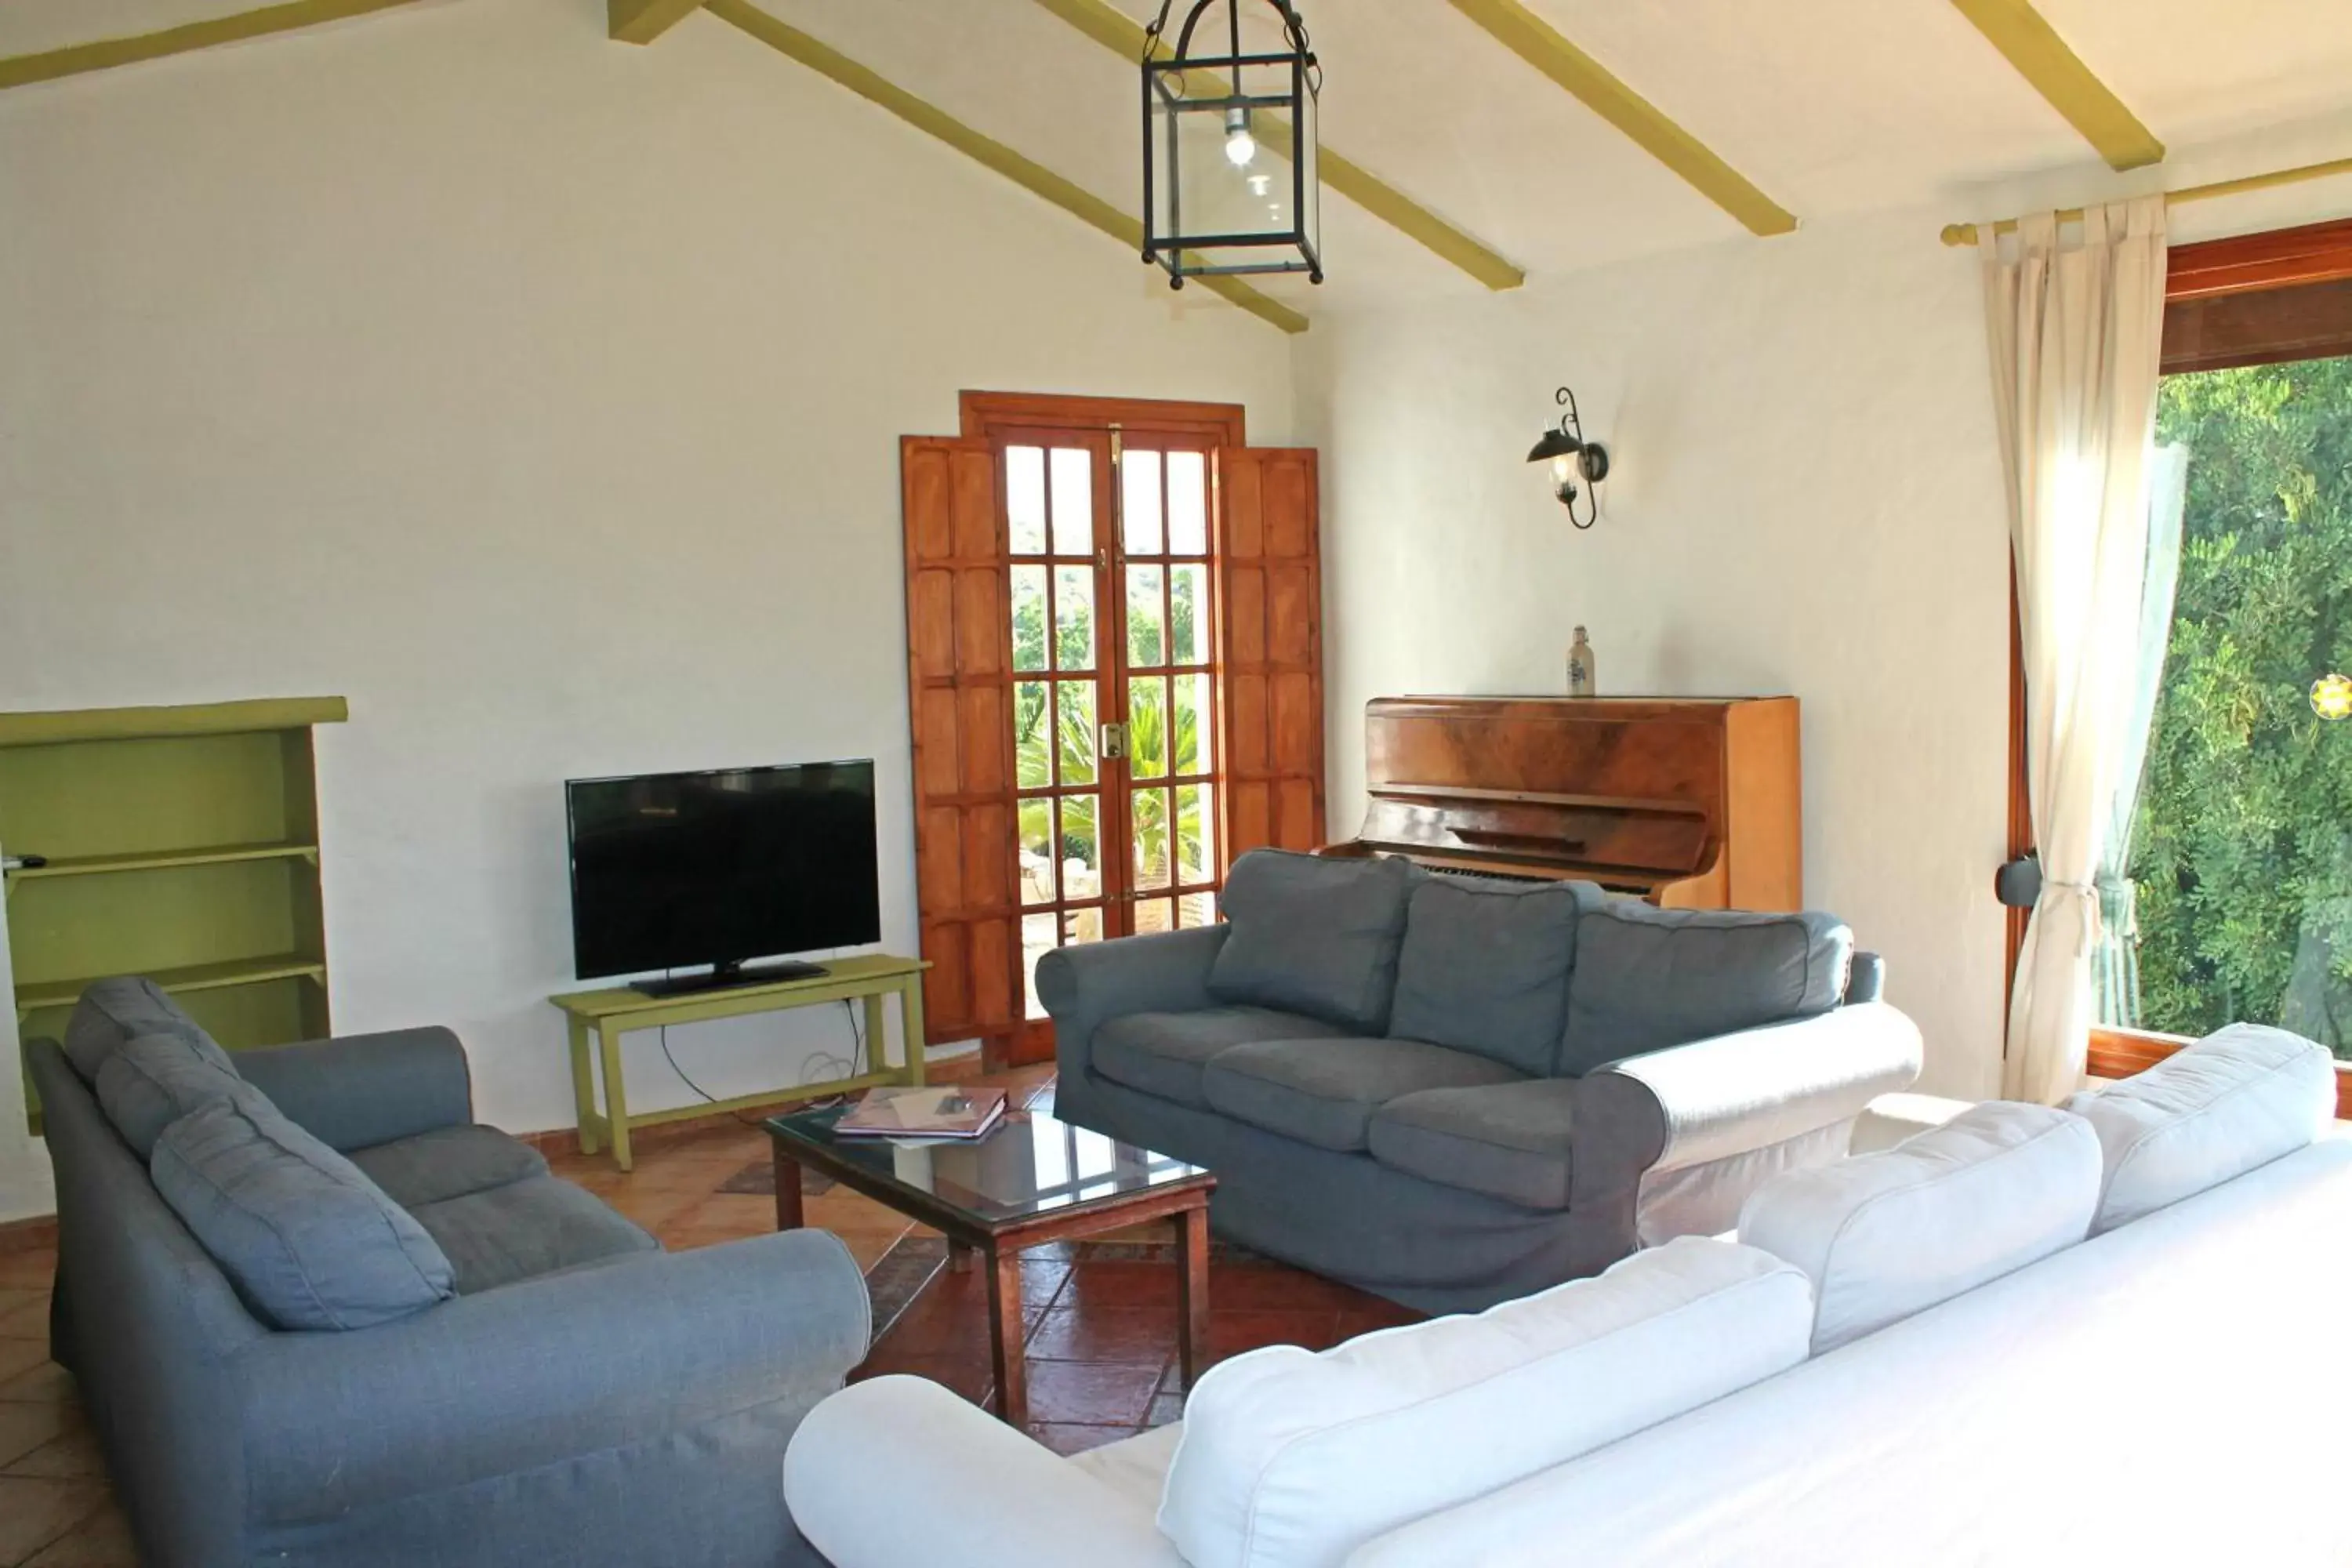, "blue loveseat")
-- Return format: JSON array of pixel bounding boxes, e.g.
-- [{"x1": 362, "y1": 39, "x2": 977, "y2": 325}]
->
[{"x1": 31, "y1": 979, "x2": 866, "y2": 1568}]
